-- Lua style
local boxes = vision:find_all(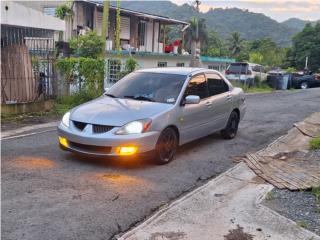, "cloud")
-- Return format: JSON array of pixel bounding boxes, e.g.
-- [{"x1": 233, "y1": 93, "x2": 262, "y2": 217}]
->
[{"x1": 172, "y1": 0, "x2": 320, "y2": 21}]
